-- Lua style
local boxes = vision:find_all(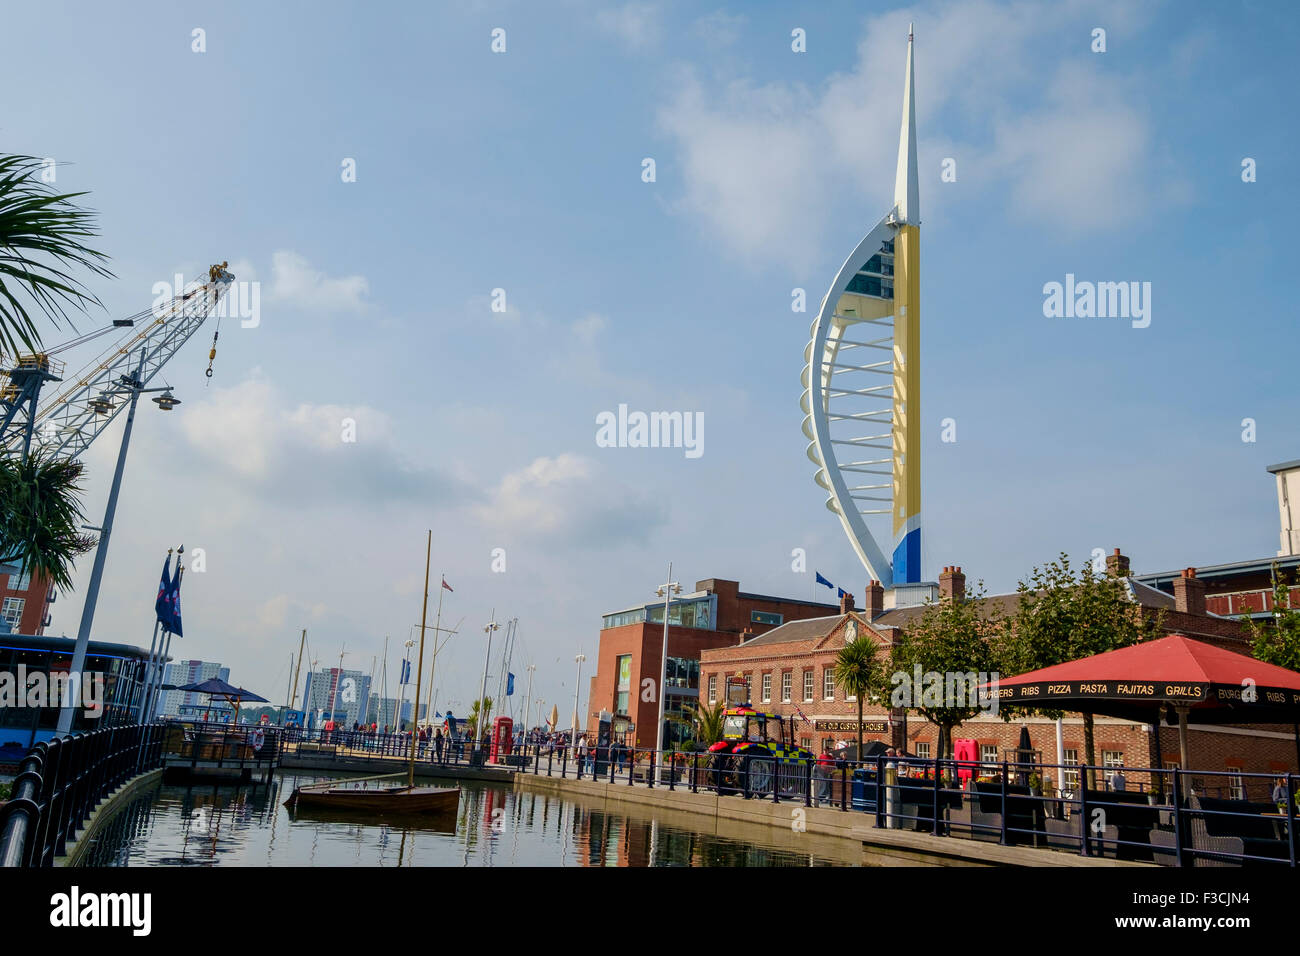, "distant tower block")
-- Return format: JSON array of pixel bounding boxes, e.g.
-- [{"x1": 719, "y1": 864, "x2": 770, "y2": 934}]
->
[{"x1": 801, "y1": 26, "x2": 923, "y2": 587}]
